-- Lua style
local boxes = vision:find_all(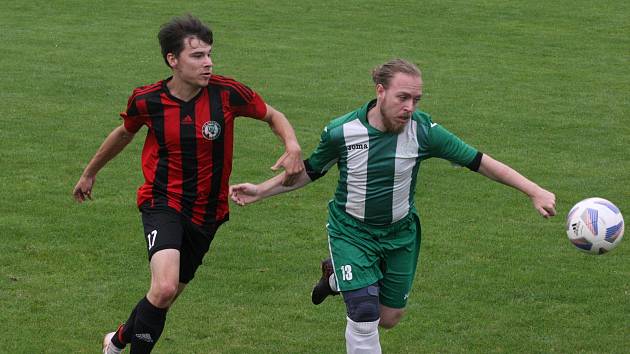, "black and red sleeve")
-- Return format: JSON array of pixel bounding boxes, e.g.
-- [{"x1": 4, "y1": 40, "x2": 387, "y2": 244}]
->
[
  {"x1": 120, "y1": 88, "x2": 149, "y2": 133},
  {"x1": 213, "y1": 76, "x2": 267, "y2": 119}
]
